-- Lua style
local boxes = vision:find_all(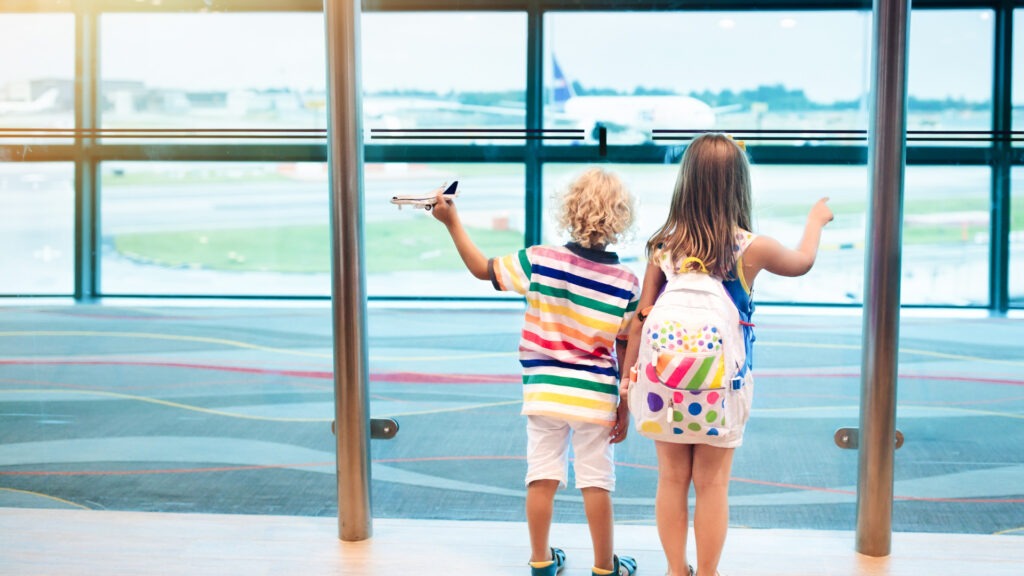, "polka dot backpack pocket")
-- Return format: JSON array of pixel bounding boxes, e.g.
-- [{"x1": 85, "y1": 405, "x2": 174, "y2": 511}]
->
[{"x1": 628, "y1": 259, "x2": 750, "y2": 444}]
